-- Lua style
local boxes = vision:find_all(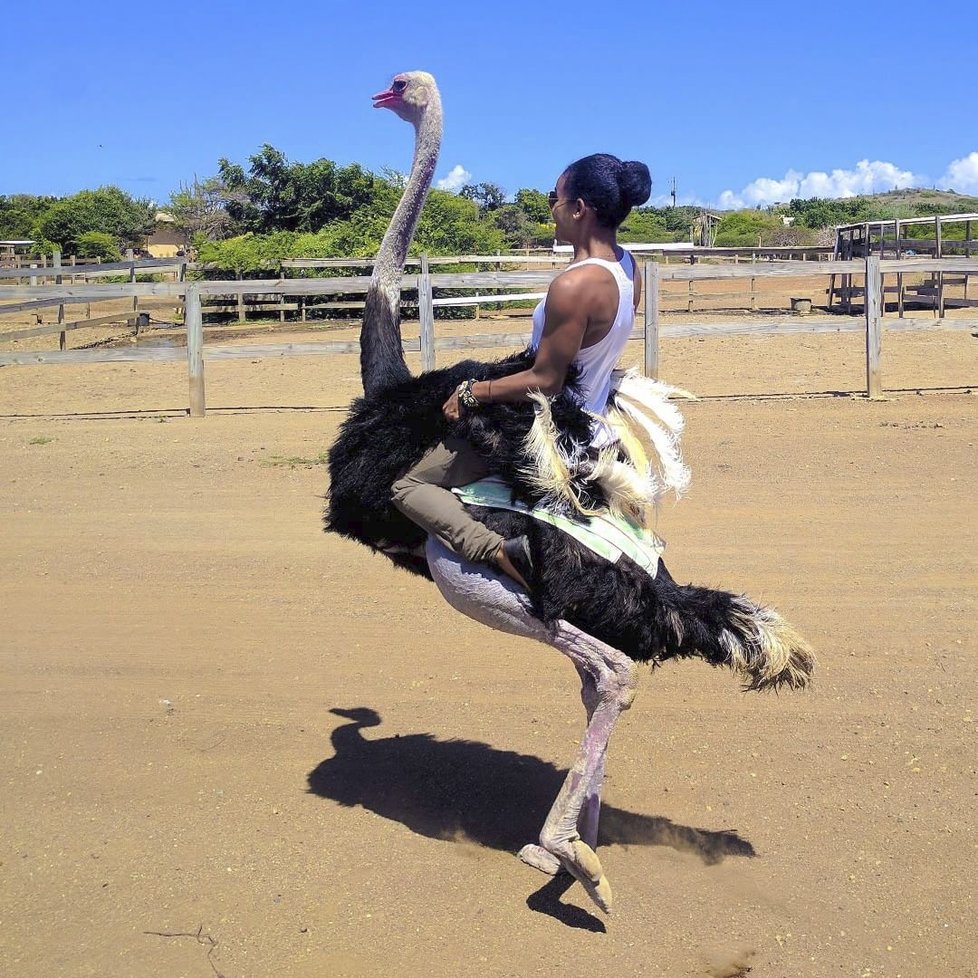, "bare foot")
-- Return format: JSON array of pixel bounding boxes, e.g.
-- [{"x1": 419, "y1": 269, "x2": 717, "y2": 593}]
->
[{"x1": 495, "y1": 543, "x2": 529, "y2": 590}]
